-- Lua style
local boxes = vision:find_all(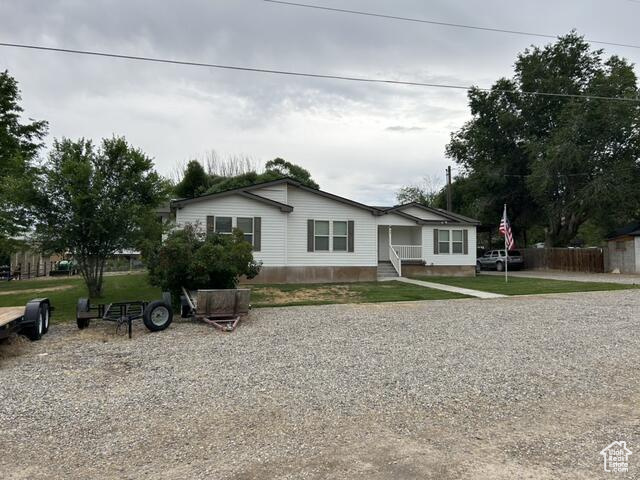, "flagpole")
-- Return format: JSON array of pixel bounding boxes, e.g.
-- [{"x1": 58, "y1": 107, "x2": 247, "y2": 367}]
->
[{"x1": 504, "y1": 204, "x2": 508, "y2": 284}]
